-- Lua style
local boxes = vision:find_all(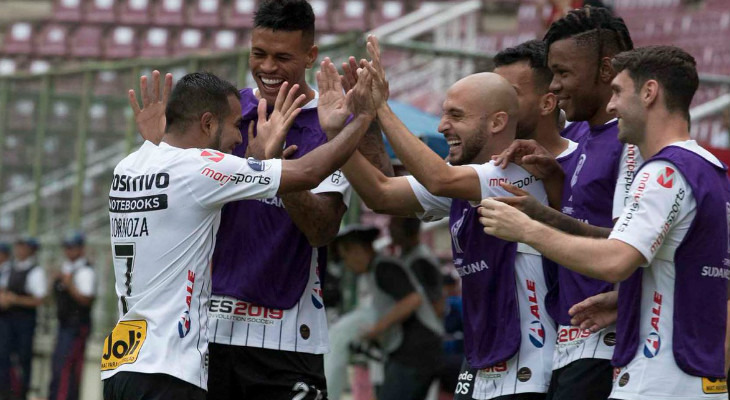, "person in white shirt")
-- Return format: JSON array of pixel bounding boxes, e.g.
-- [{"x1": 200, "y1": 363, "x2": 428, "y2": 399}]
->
[
  {"x1": 0, "y1": 236, "x2": 47, "y2": 400},
  {"x1": 49, "y1": 232, "x2": 96, "y2": 400},
  {"x1": 103, "y1": 64, "x2": 376, "y2": 400}
]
